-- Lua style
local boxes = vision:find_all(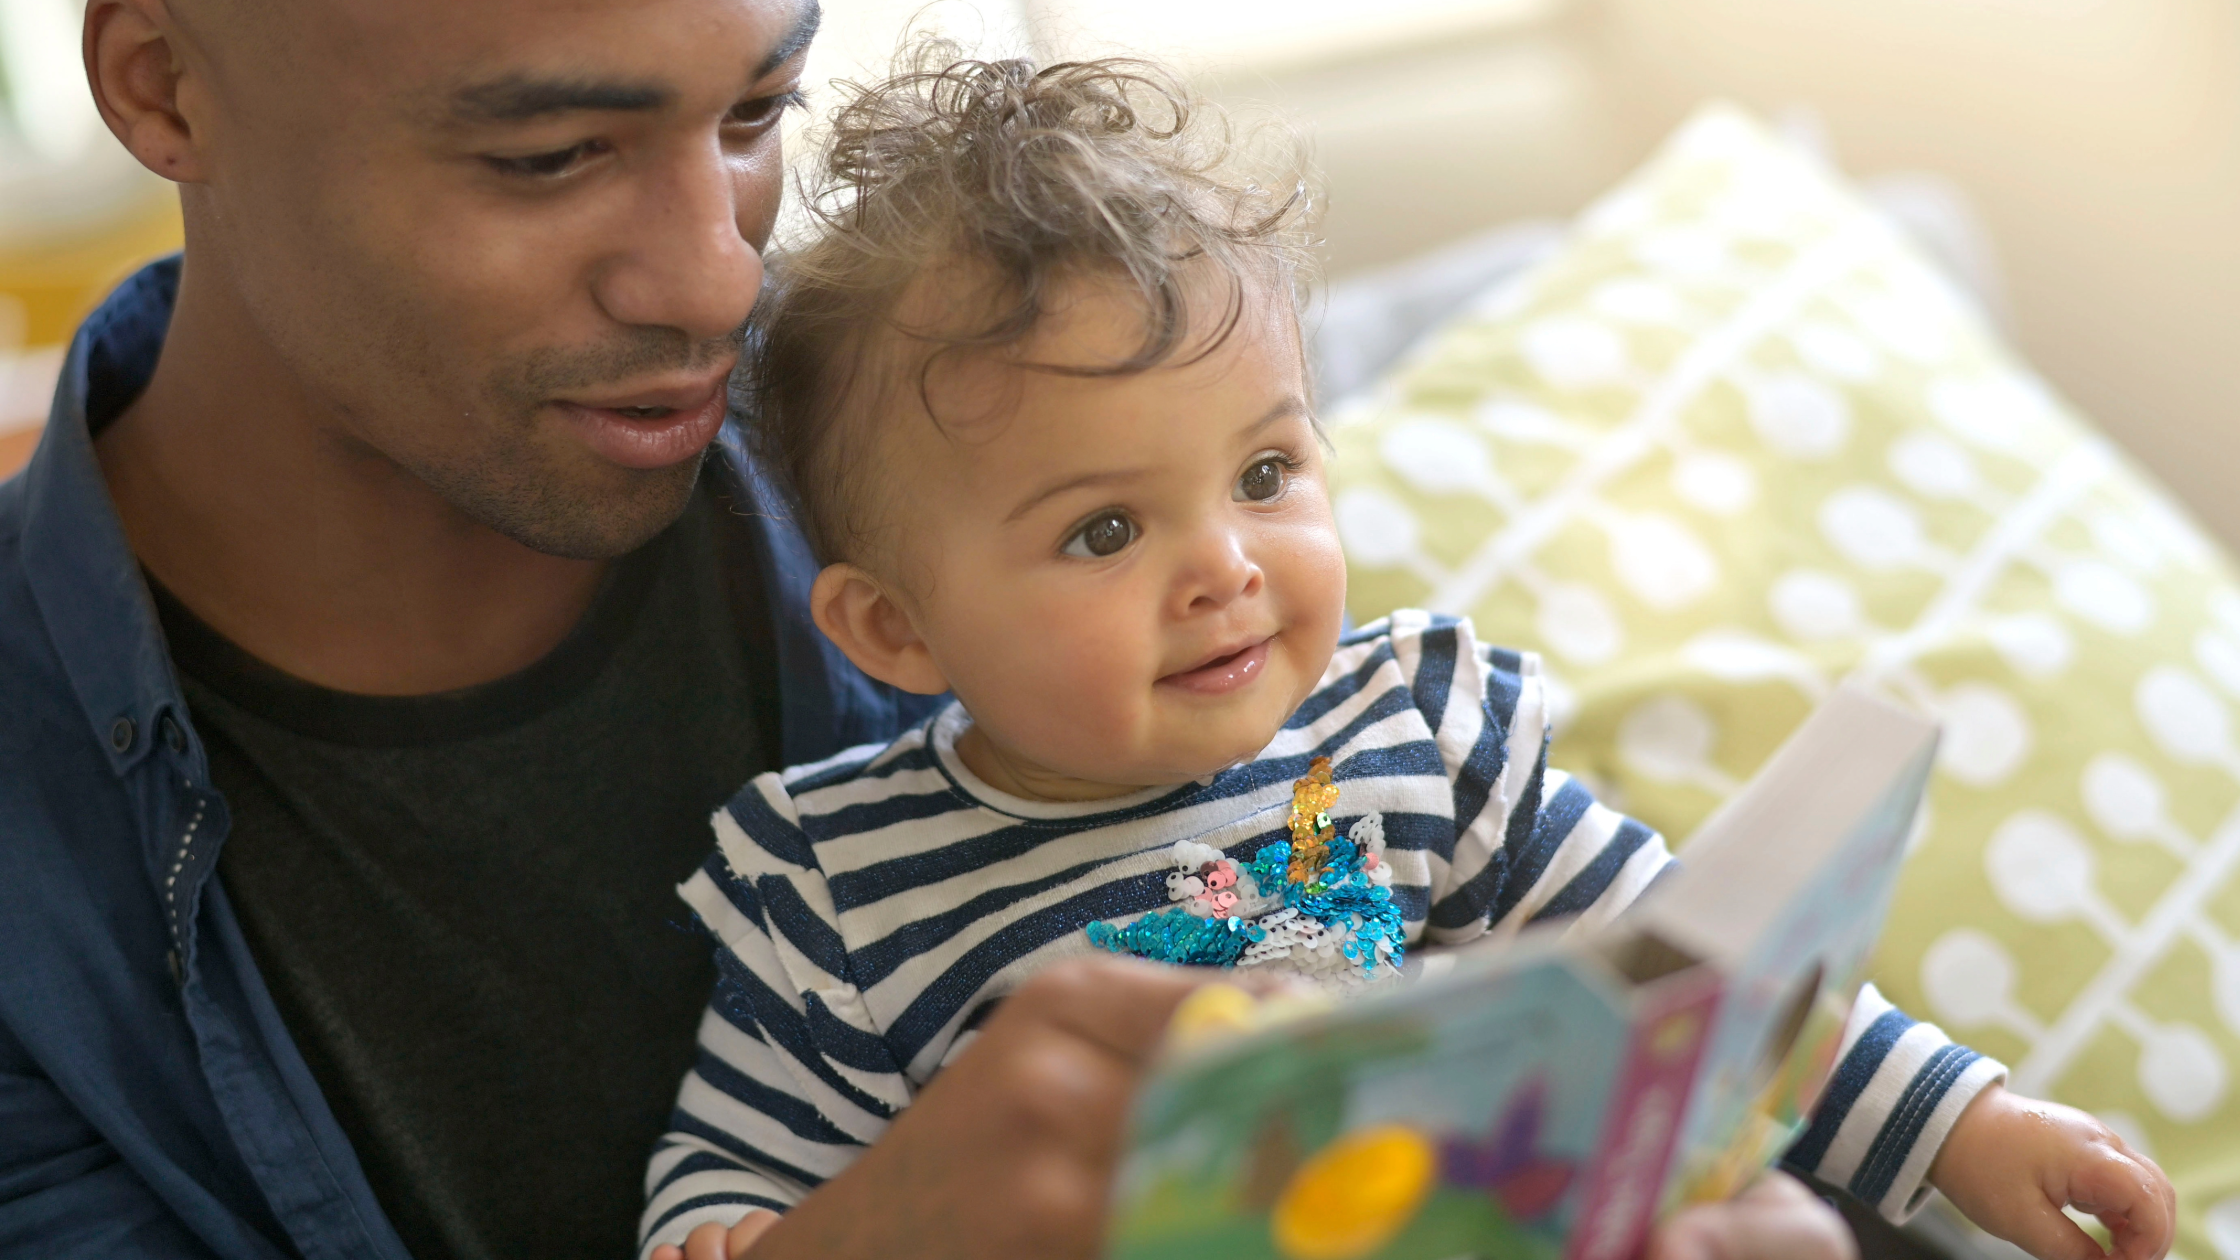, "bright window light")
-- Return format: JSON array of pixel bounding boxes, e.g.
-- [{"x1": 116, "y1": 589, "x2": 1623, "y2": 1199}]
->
[
  {"x1": 1025, "y1": 0, "x2": 1569, "y2": 73},
  {"x1": 0, "y1": 0, "x2": 104, "y2": 161}
]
